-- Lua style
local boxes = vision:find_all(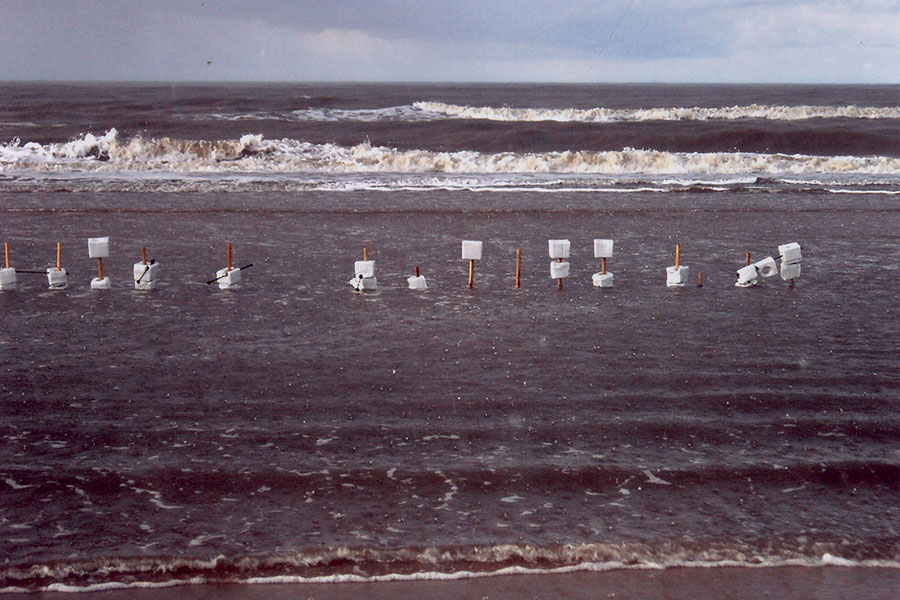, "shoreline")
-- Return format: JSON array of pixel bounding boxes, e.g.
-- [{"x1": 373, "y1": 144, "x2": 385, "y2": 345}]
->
[{"x1": 4, "y1": 566, "x2": 900, "y2": 599}]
